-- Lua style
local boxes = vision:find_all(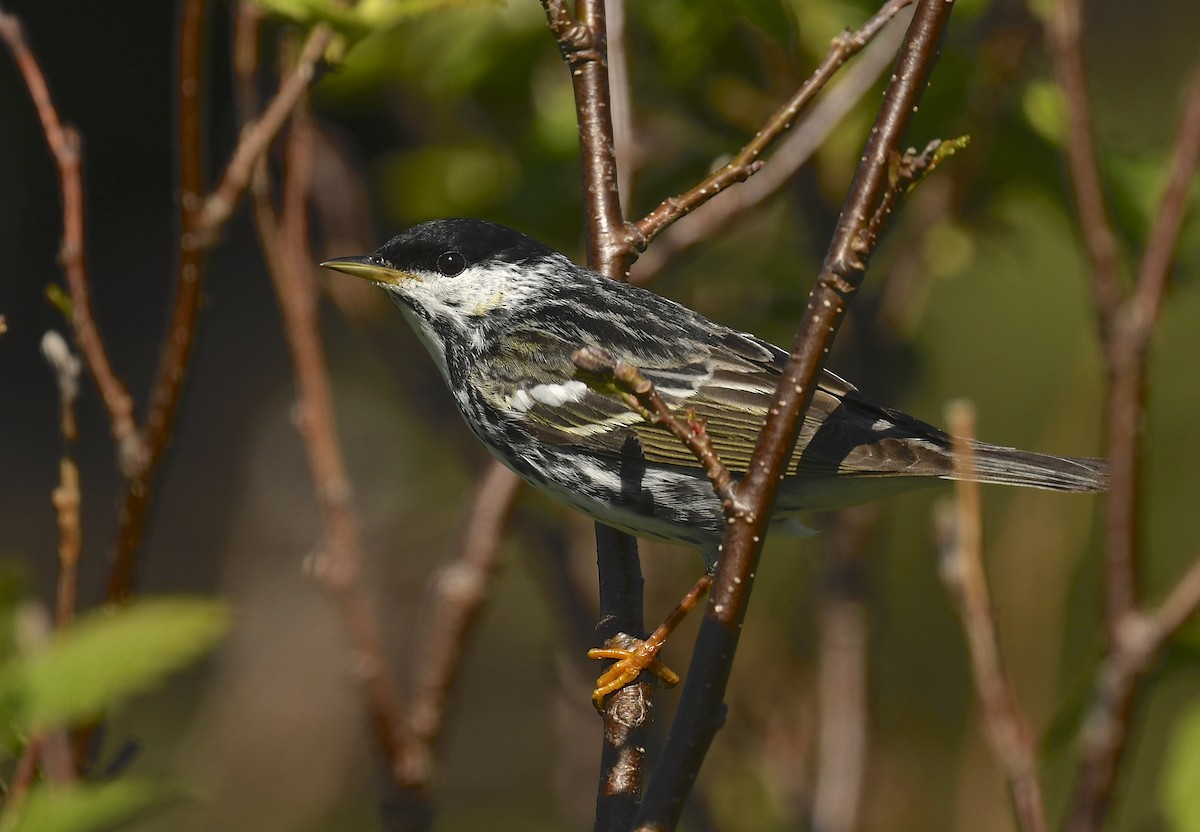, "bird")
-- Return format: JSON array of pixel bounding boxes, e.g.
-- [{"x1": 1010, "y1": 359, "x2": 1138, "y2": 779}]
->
[
  {"x1": 322, "y1": 218, "x2": 1105, "y2": 557},
  {"x1": 322, "y1": 218, "x2": 1106, "y2": 704}
]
